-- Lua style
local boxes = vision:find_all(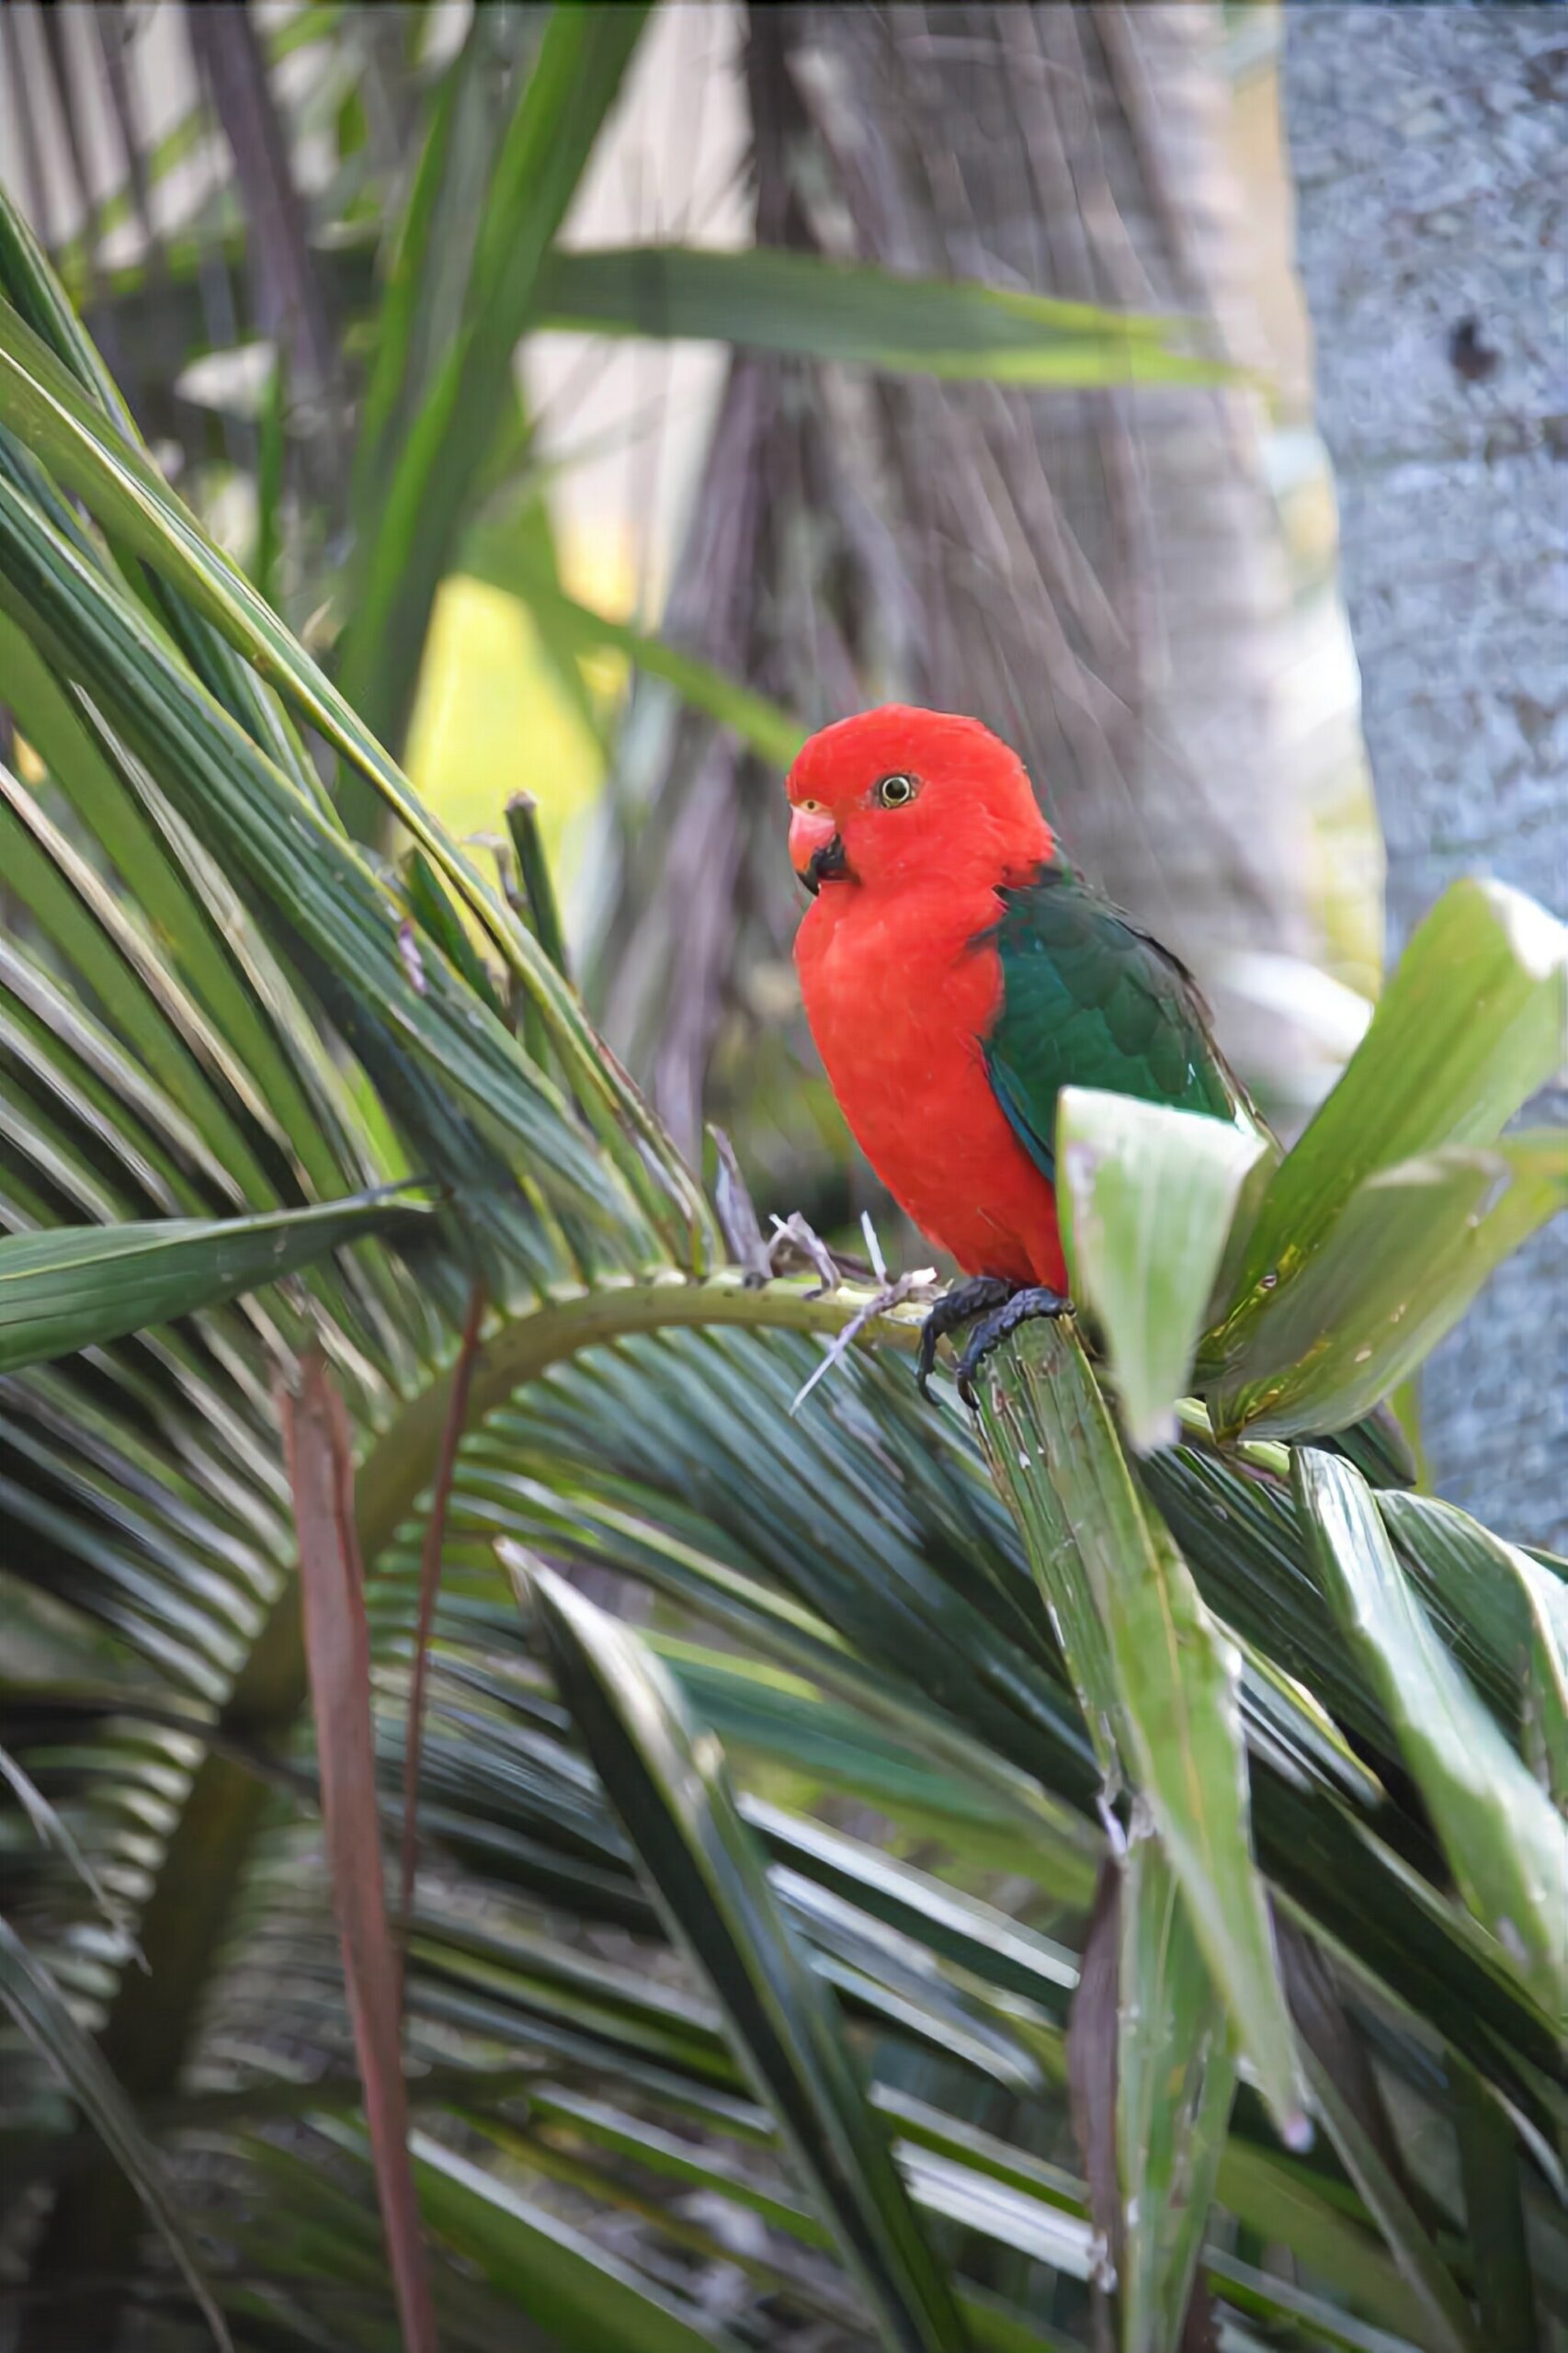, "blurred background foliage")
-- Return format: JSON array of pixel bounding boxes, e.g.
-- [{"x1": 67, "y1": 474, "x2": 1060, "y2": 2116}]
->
[{"x1": 0, "y1": 0, "x2": 1381, "y2": 1222}]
